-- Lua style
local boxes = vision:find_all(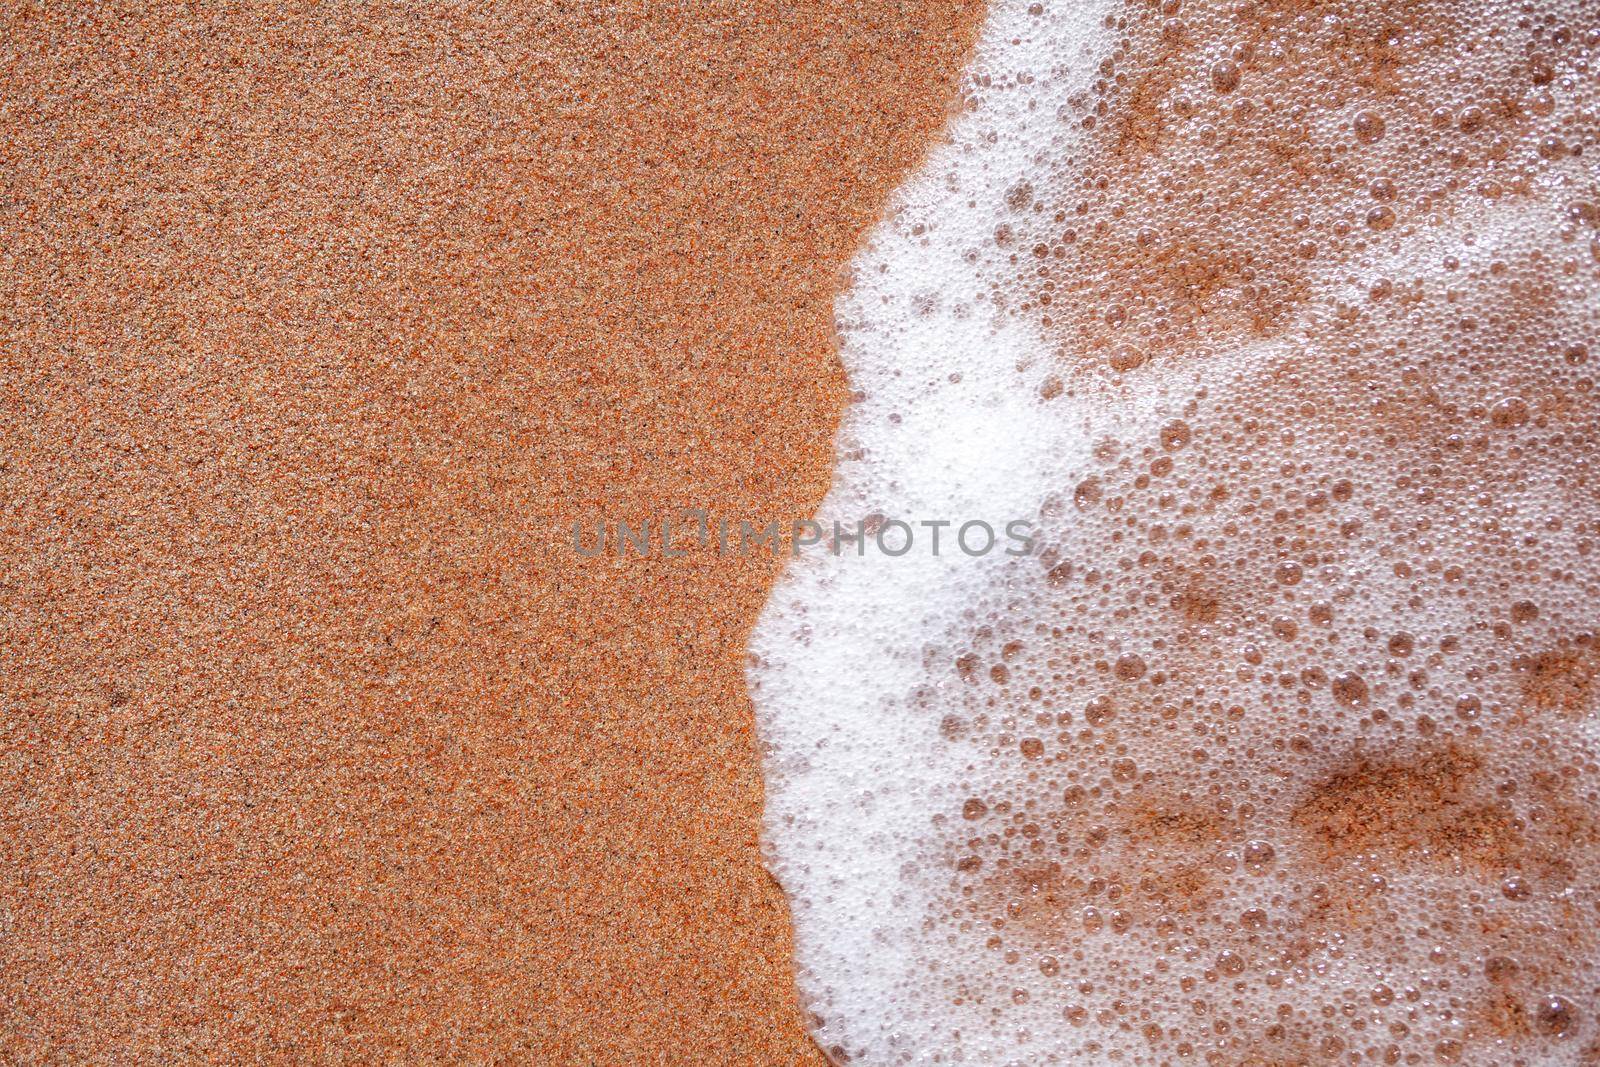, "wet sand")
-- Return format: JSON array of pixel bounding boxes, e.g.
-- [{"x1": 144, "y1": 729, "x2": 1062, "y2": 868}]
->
[{"x1": 0, "y1": 3, "x2": 983, "y2": 1061}]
